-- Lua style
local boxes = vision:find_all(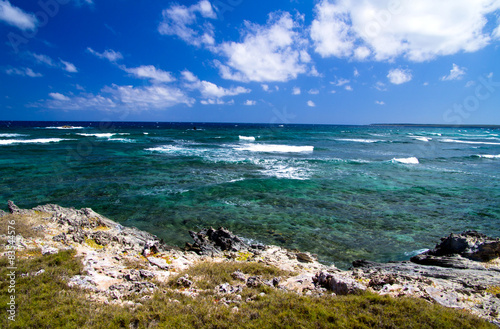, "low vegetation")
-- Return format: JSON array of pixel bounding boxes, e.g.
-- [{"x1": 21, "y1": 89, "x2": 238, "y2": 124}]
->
[{"x1": 1, "y1": 250, "x2": 495, "y2": 329}]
